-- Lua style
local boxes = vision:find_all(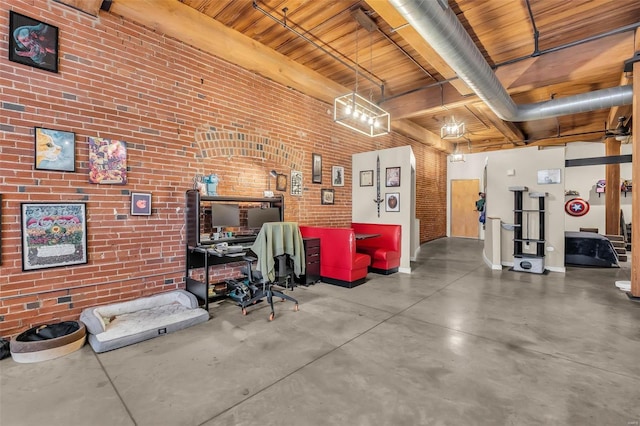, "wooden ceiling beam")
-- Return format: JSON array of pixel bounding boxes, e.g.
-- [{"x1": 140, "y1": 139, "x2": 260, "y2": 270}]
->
[
  {"x1": 380, "y1": 32, "x2": 635, "y2": 119},
  {"x1": 109, "y1": 0, "x2": 451, "y2": 152},
  {"x1": 54, "y1": 0, "x2": 104, "y2": 16},
  {"x1": 365, "y1": 0, "x2": 474, "y2": 96},
  {"x1": 467, "y1": 103, "x2": 525, "y2": 144}
]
